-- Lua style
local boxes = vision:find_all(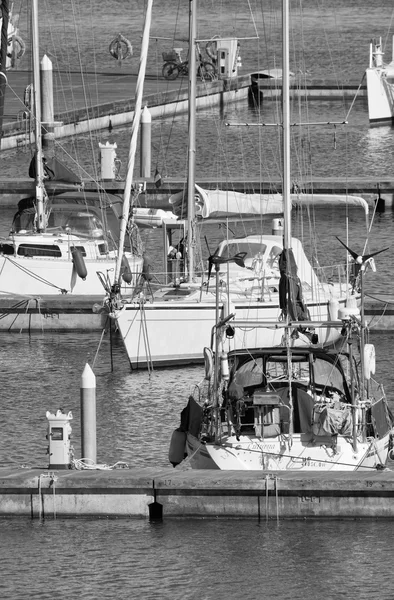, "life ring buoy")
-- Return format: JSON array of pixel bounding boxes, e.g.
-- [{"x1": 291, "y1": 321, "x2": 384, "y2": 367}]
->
[
  {"x1": 109, "y1": 33, "x2": 133, "y2": 61},
  {"x1": 11, "y1": 35, "x2": 26, "y2": 60},
  {"x1": 205, "y1": 36, "x2": 219, "y2": 62},
  {"x1": 364, "y1": 343, "x2": 376, "y2": 380},
  {"x1": 203, "y1": 346, "x2": 213, "y2": 380}
]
